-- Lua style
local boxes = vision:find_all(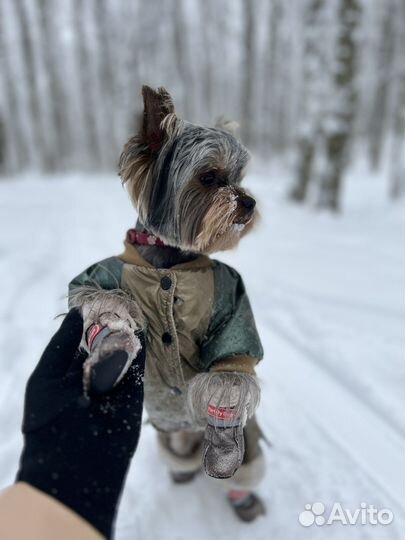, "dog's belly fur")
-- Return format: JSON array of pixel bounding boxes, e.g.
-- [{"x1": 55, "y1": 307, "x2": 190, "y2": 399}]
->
[
  {"x1": 121, "y1": 262, "x2": 214, "y2": 432},
  {"x1": 144, "y1": 370, "x2": 195, "y2": 432}
]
